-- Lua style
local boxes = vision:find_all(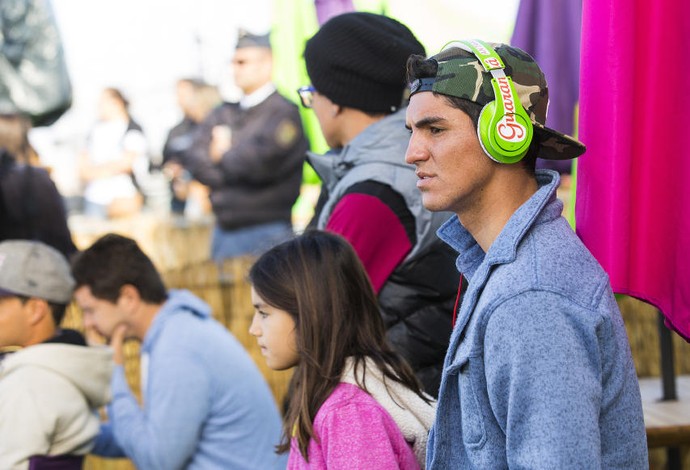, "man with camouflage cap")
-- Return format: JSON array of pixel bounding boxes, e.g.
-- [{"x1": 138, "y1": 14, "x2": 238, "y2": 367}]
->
[{"x1": 405, "y1": 40, "x2": 647, "y2": 468}]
